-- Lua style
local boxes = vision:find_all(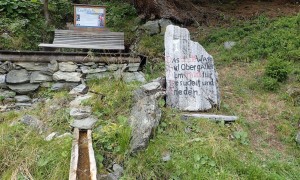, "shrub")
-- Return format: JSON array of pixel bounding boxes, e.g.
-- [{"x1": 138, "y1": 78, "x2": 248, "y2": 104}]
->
[
  {"x1": 261, "y1": 76, "x2": 280, "y2": 91},
  {"x1": 265, "y1": 58, "x2": 290, "y2": 82}
]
